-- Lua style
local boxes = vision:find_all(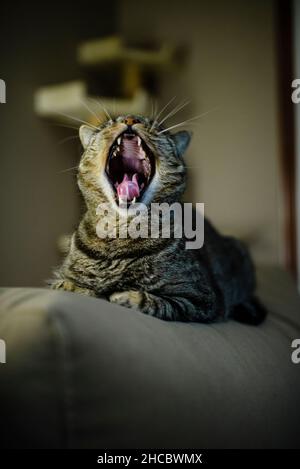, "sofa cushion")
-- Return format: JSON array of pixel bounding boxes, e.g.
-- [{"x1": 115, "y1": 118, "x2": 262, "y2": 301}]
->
[{"x1": 0, "y1": 266, "x2": 300, "y2": 448}]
